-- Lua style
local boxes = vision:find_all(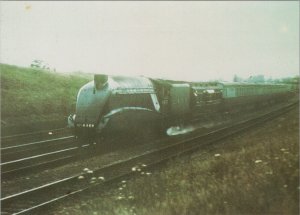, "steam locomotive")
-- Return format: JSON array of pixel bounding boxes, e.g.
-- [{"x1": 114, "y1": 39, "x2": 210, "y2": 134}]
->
[{"x1": 68, "y1": 74, "x2": 294, "y2": 141}]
